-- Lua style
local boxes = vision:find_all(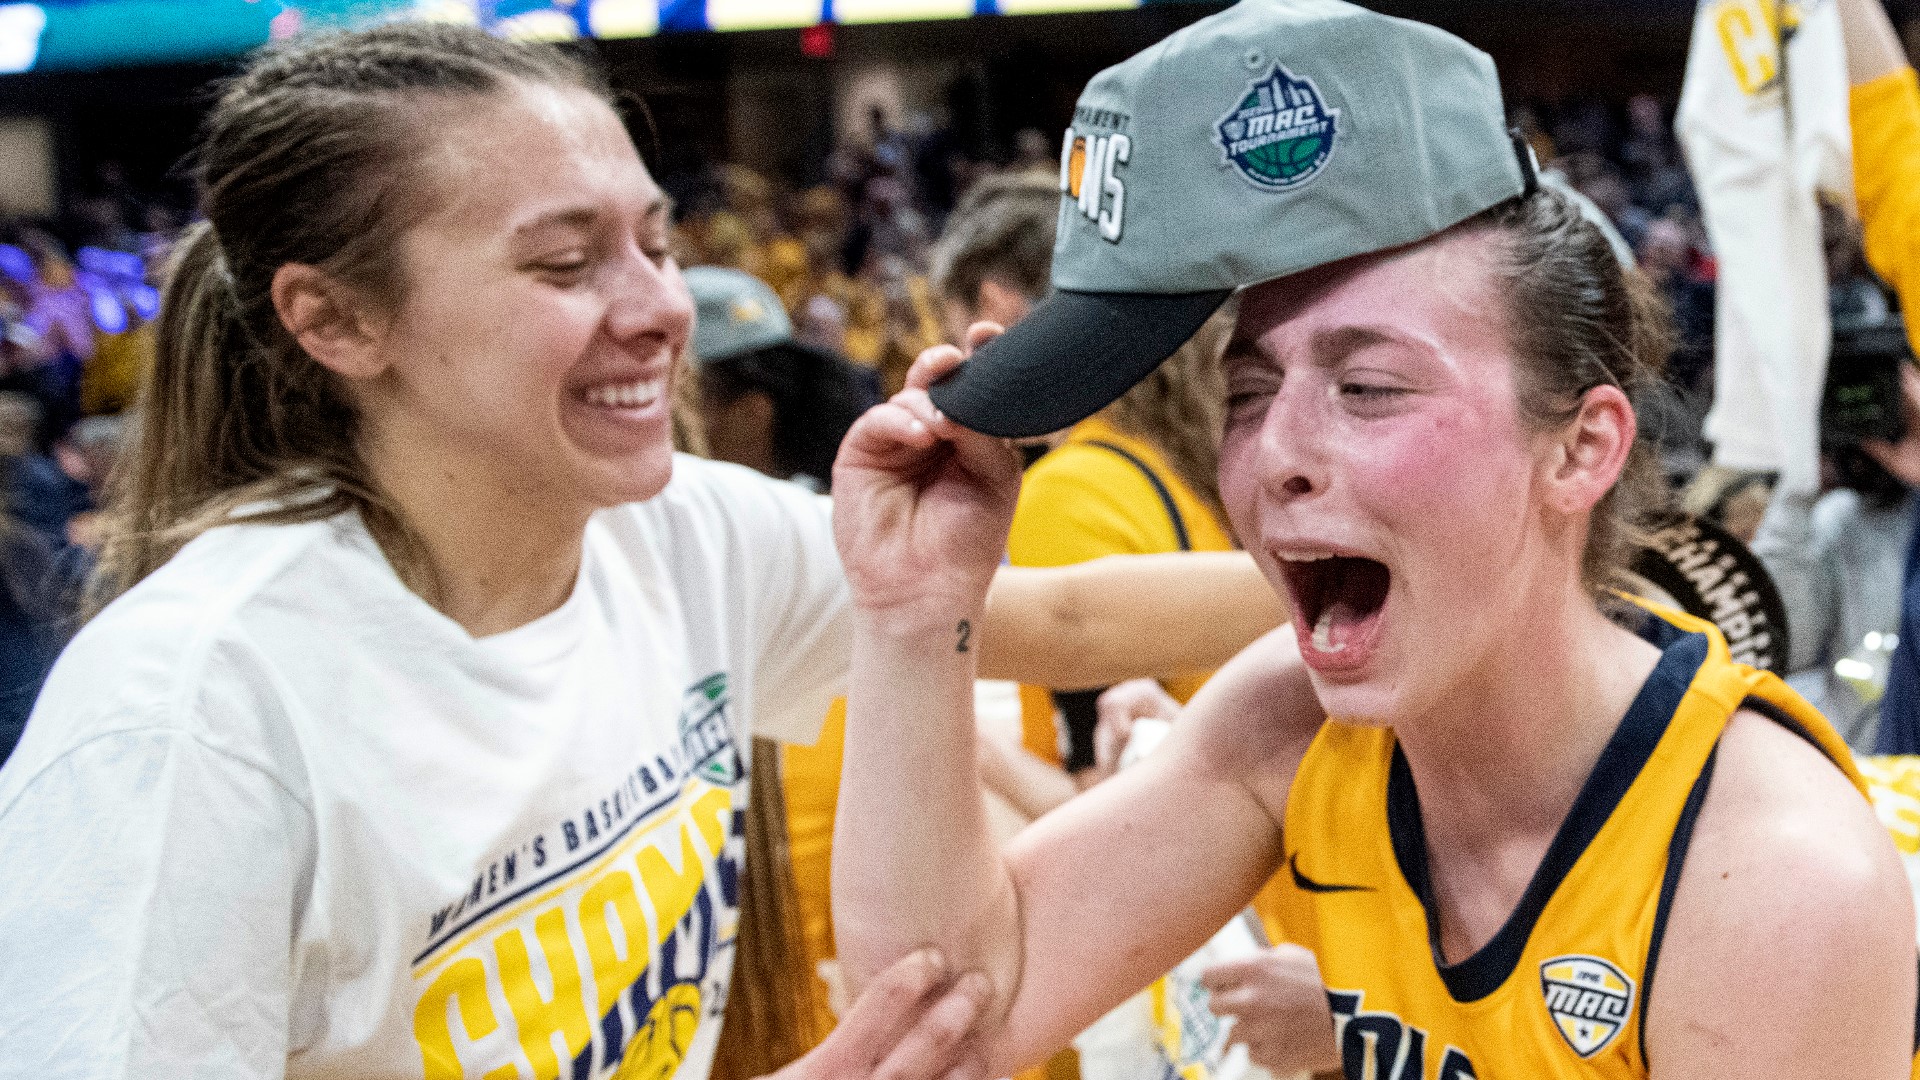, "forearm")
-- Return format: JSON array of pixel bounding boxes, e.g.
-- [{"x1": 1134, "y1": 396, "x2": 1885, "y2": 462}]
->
[
  {"x1": 834, "y1": 608, "x2": 1025, "y2": 1027},
  {"x1": 1840, "y1": 0, "x2": 1908, "y2": 85},
  {"x1": 979, "y1": 553, "x2": 1286, "y2": 686},
  {"x1": 978, "y1": 736, "x2": 1079, "y2": 821},
  {"x1": 1750, "y1": 490, "x2": 1833, "y2": 671},
  {"x1": 1847, "y1": 39, "x2": 1920, "y2": 342}
]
